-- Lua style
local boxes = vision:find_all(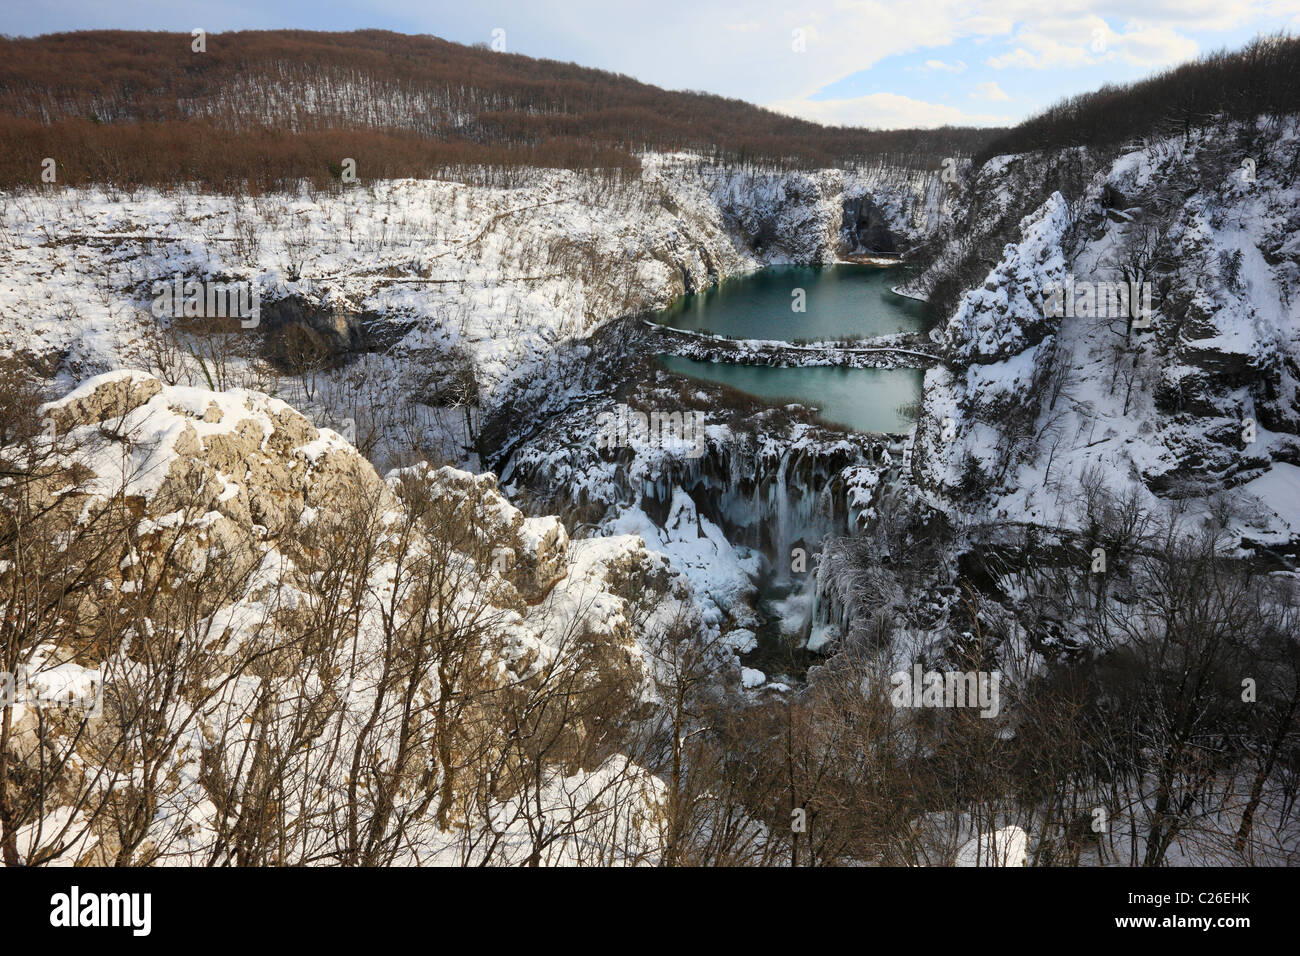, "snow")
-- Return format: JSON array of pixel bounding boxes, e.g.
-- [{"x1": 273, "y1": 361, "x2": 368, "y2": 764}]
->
[
  {"x1": 8, "y1": 650, "x2": 103, "y2": 722},
  {"x1": 724, "y1": 628, "x2": 758, "y2": 654},
  {"x1": 1, "y1": 156, "x2": 940, "y2": 475},
  {"x1": 1241, "y1": 462, "x2": 1300, "y2": 542},
  {"x1": 955, "y1": 825, "x2": 1028, "y2": 866},
  {"x1": 605, "y1": 491, "x2": 761, "y2": 636},
  {"x1": 915, "y1": 118, "x2": 1300, "y2": 552}
]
